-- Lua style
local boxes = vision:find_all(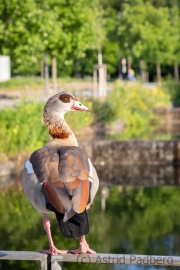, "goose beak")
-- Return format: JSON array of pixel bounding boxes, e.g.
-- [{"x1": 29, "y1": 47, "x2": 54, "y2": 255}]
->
[{"x1": 73, "y1": 100, "x2": 90, "y2": 112}]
